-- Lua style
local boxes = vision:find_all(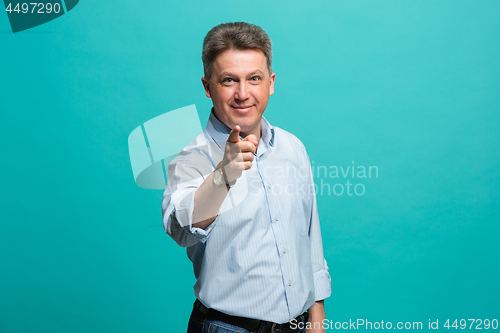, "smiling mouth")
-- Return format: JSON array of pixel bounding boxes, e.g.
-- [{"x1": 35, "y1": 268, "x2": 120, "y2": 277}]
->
[{"x1": 231, "y1": 105, "x2": 253, "y2": 111}]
